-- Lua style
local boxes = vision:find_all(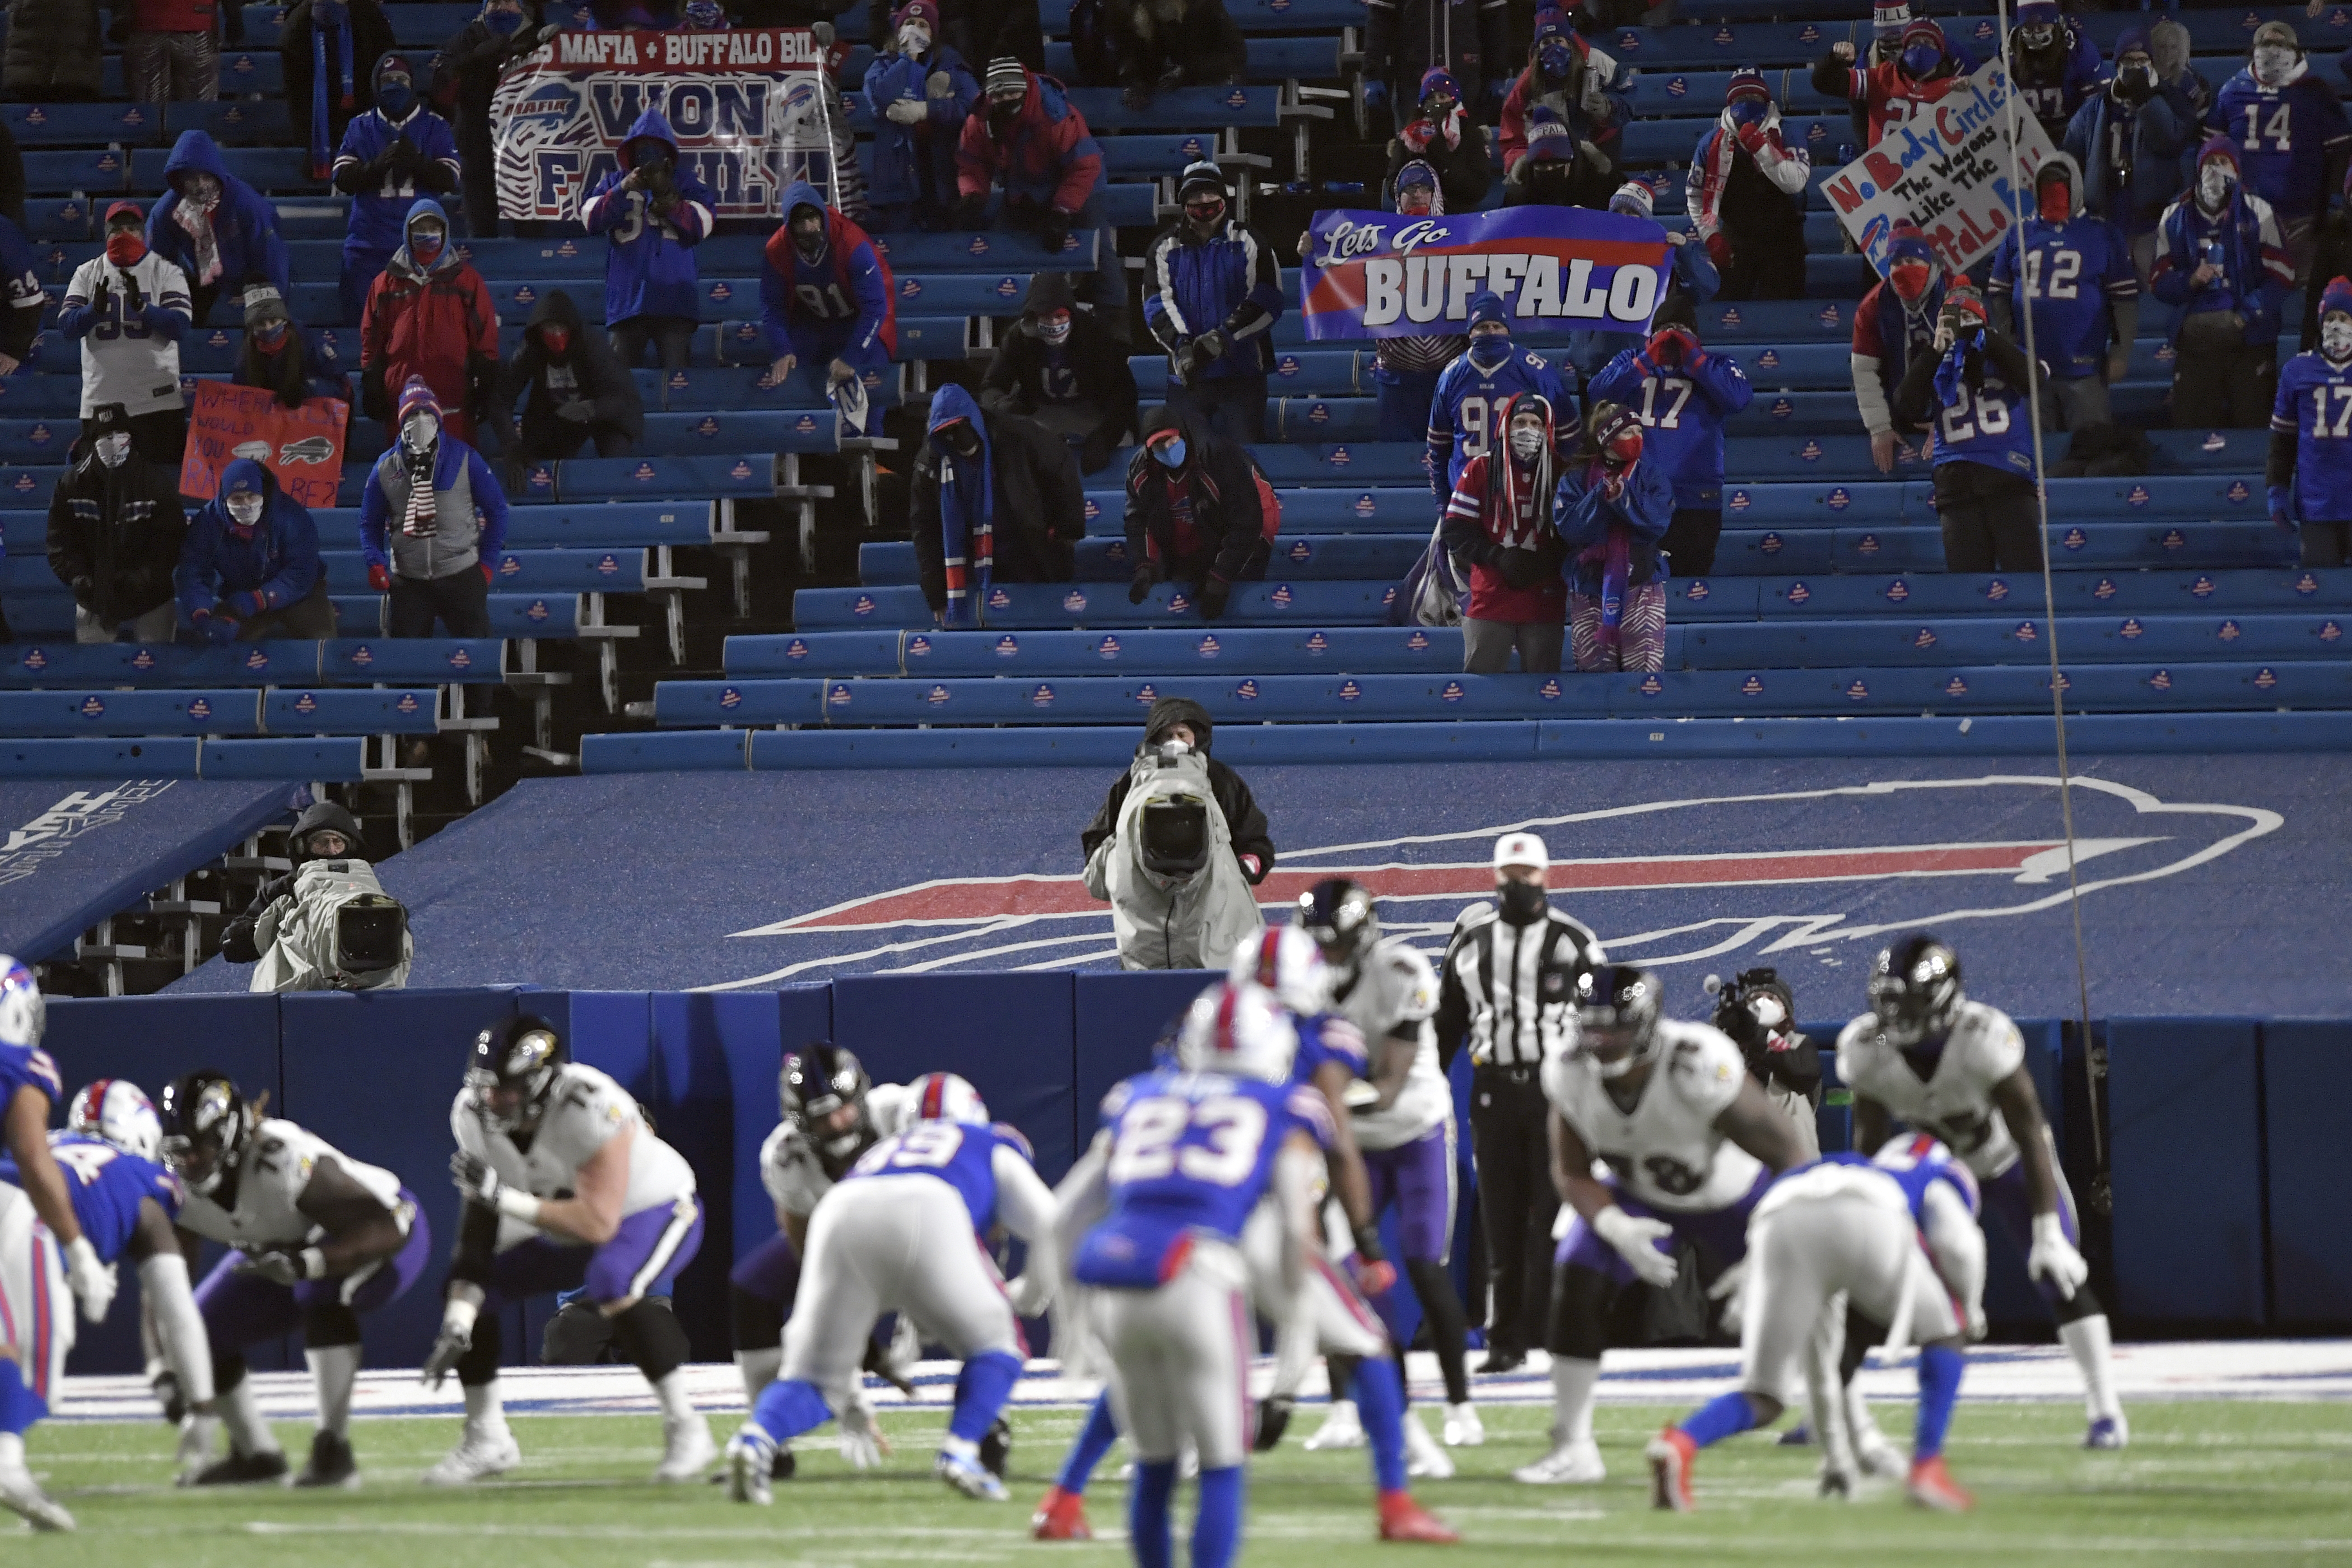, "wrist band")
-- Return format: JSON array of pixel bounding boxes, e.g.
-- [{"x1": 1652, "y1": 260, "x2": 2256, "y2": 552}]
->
[
  {"x1": 495, "y1": 1186, "x2": 544, "y2": 1226},
  {"x1": 299, "y1": 1247, "x2": 327, "y2": 1281}
]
